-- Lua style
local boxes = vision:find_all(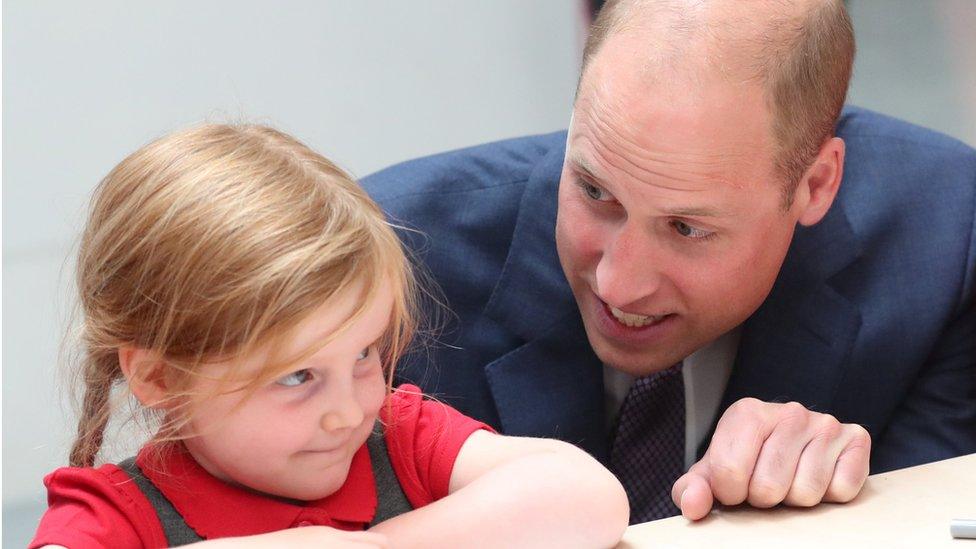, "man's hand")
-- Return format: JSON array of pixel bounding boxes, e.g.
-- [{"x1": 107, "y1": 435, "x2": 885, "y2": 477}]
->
[{"x1": 672, "y1": 398, "x2": 871, "y2": 520}]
